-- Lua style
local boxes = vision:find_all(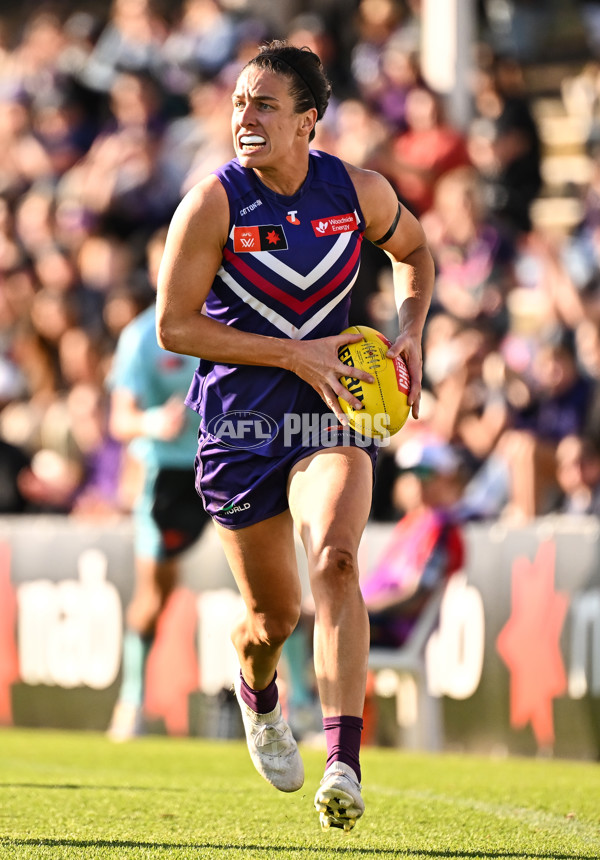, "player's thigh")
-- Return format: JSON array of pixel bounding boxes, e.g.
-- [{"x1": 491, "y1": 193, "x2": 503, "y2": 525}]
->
[
  {"x1": 151, "y1": 467, "x2": 209, "y2": 558},
  {"x1": 287, "y1": 446, "x2": 373, "y2": 563},
  {"x1": 214, "y1": 509, "x2": 302, "y2": 619},
  {"x1": 132, "y1": 468, "x2": 182, "y2": 598},
  {"x1": 133, "y1": 466, "x2": 163, "y2": 566}
]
